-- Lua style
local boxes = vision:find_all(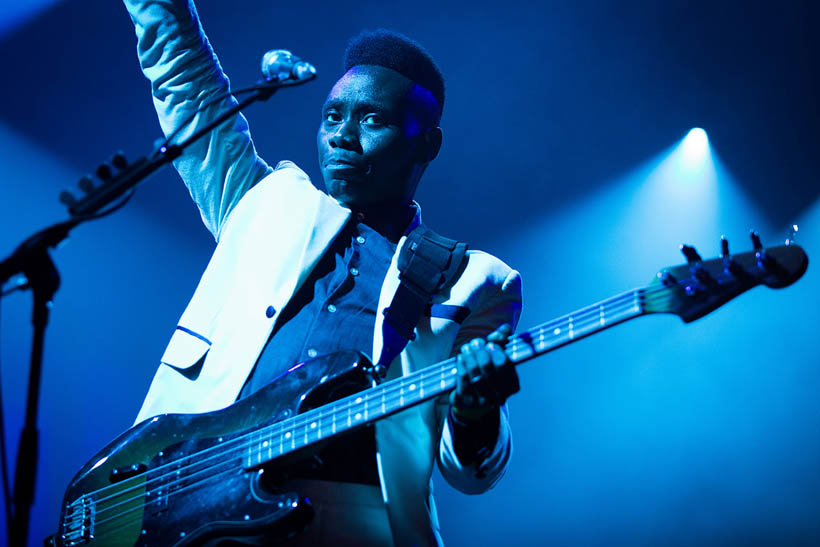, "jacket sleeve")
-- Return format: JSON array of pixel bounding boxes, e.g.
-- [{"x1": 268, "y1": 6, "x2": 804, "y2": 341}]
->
[
  {"x1": 437, "y1": 268, "x2": 523, "y2": 494},
  {"x1": 123, "y1": 0, "x2": 272, "y2": 240}
]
